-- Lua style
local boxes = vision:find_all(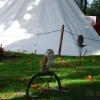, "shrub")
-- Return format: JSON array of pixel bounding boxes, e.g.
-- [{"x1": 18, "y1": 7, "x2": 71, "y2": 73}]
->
[{"x1": 0, "y1": 47, "x2": 4, "y2": 61}]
